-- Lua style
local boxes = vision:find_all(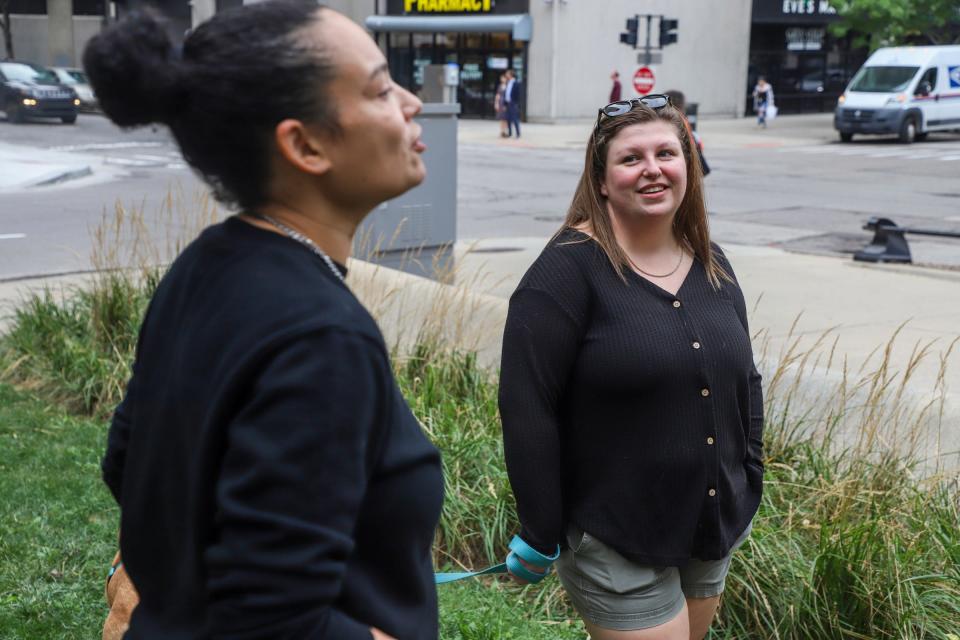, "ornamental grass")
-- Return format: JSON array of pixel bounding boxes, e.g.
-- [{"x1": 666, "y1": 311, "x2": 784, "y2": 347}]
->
[{"x1": 1, "y1": 194, "x2": 957, "y2": 639}]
